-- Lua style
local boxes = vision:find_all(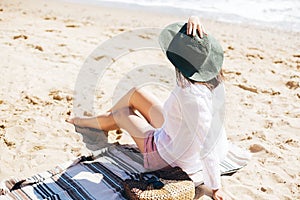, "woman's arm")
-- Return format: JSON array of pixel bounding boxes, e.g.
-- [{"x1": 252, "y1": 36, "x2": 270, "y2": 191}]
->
[
  {"x1": 183, "y1": 97, "x2": 228, "y2": 200},
  {"x1": 181, "y1": 16, "x2": 229, "y2": 200}
]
